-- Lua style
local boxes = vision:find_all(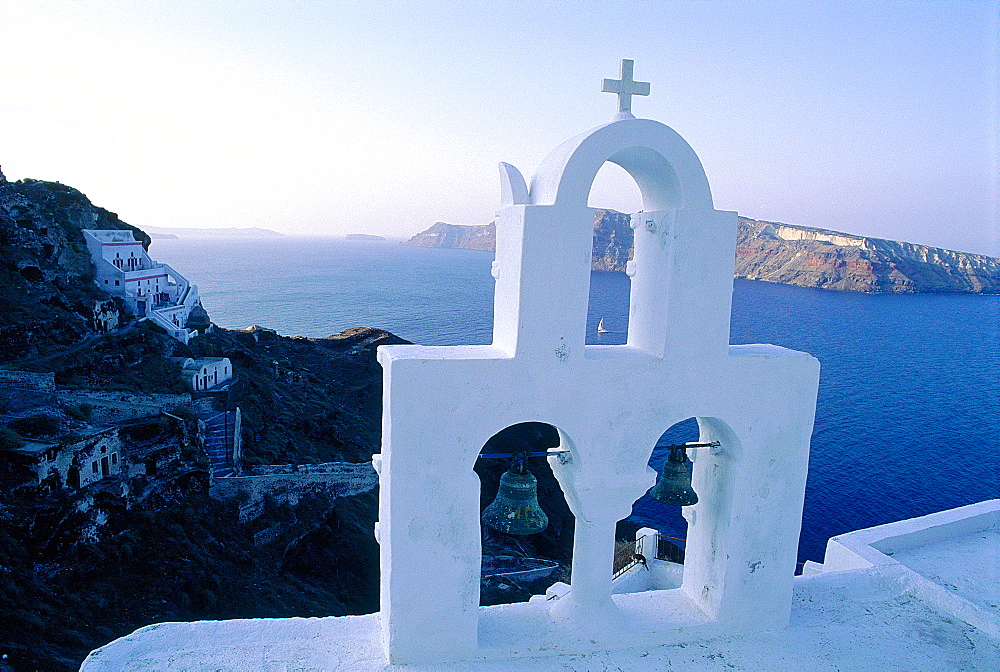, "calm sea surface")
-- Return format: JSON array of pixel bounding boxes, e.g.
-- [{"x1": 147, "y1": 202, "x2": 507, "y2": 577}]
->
[{"x1": 153, "y1": 237, "x2": 1000, "y2": 562}]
